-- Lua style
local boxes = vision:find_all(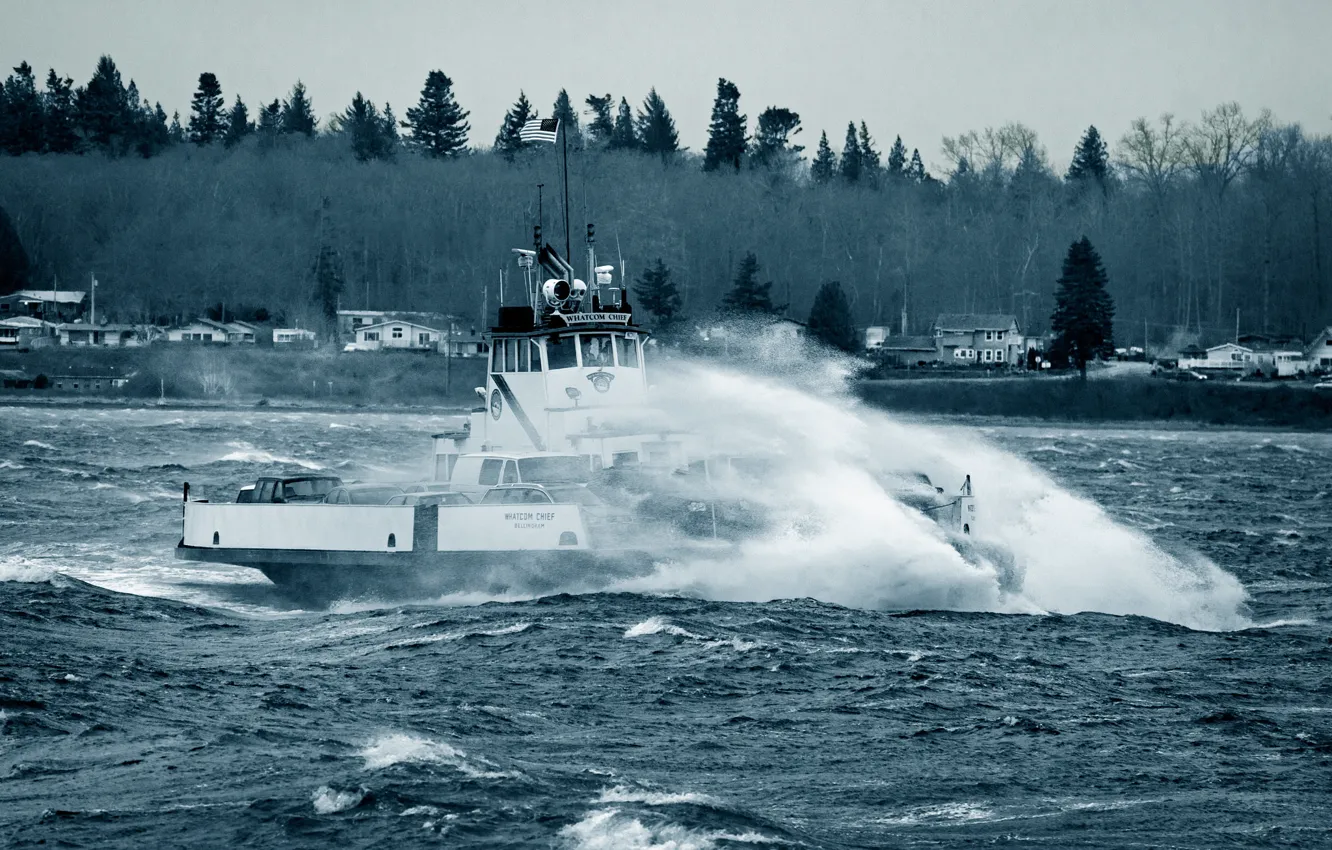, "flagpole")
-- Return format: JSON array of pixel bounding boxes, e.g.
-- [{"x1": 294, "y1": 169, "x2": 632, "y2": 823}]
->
[{"x1": 561, "y1": 119, "x2": 571, "y2": 260}]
